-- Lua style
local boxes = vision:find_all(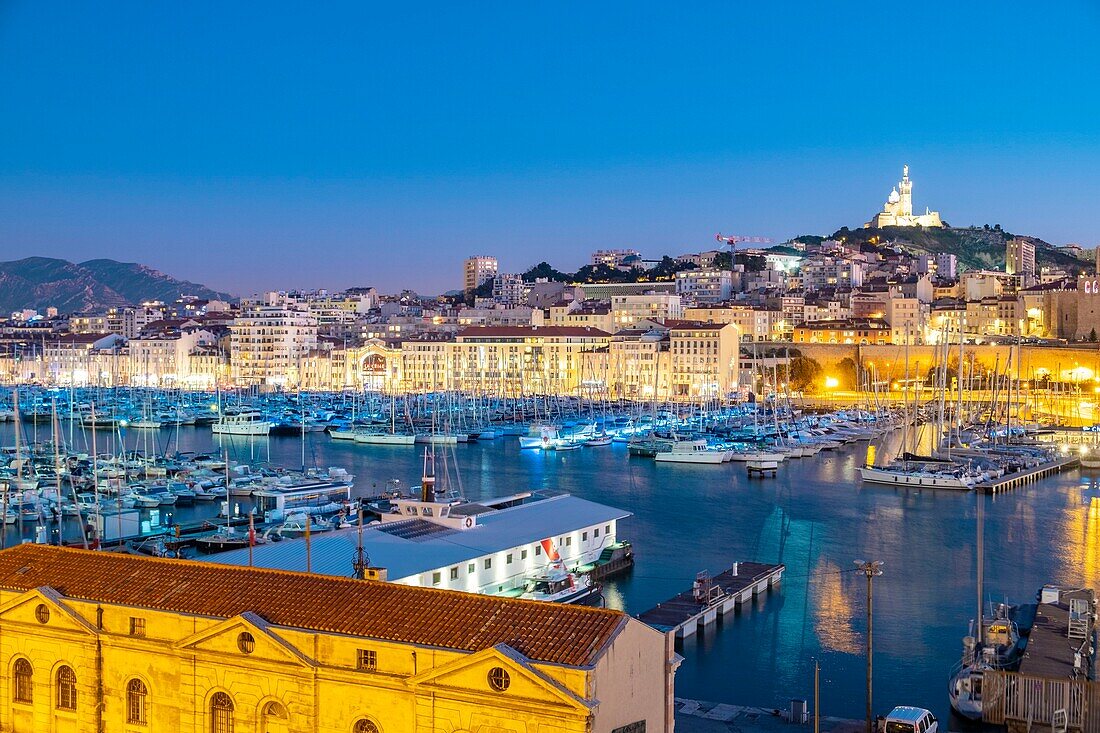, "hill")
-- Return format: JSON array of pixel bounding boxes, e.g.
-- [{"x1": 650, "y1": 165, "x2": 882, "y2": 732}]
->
[
  {"x1": 824, "y1": 226, "x2": 1087, "y2": 274},
  {"x1": 0, "y1": 257, "x2": 234, "y2": 315}
]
